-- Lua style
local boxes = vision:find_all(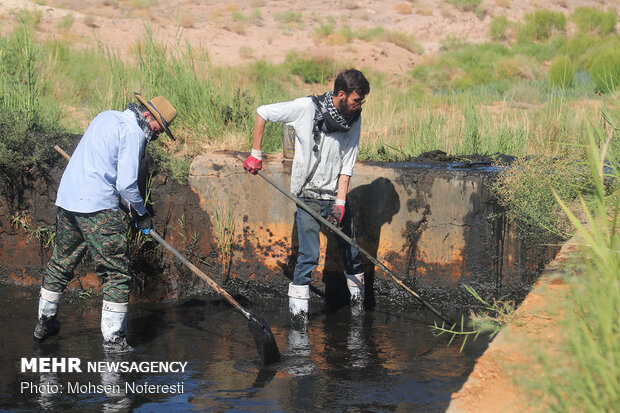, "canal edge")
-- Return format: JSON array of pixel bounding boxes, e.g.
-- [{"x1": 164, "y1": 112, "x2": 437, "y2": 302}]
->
[{"x1": 446, "y1": 234, "x2": 581, "y2": 413}]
